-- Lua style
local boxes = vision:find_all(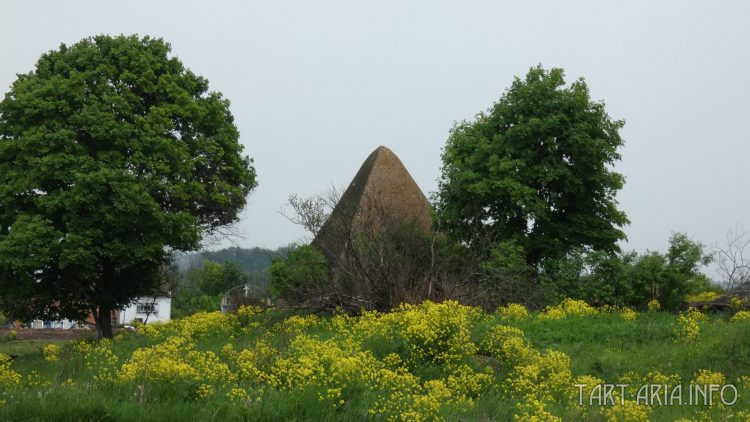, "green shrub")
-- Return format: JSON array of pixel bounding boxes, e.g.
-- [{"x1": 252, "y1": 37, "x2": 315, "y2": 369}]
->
[{"x1": 270, "y1": 245, "x2": 328, "y2": 302}]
